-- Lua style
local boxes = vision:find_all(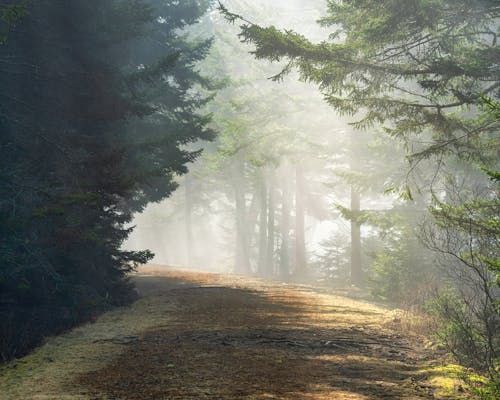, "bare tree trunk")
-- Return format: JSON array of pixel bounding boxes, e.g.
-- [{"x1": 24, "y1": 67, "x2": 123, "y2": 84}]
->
[
  {"x1": 246, "y1": 185, "x2": 260, "y2": 261},
  {"x1": 279, "y1": 173, "x2": 291, "y2": 279},
  {"x1": 184, "y1": 174, "x2": 194, "y2": 267},
  {"x1": 266, "y1": 173, "x2": 276, "y2": 275},
  {"x1": 349, "y1": 130, "x2": 363, "y2": 286},
  {"x1": 350, "y1": 187, "x2": 362, "y2": 286},
  {"x1": 257, "y1": 171, "x2": 268, "y2": 276},
  {"x1": 233, "y1": 161, "x2": 251, "y2": 274},
  {"x1": 294, "y1": 165, "x2": 307, "y2": 278}
]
